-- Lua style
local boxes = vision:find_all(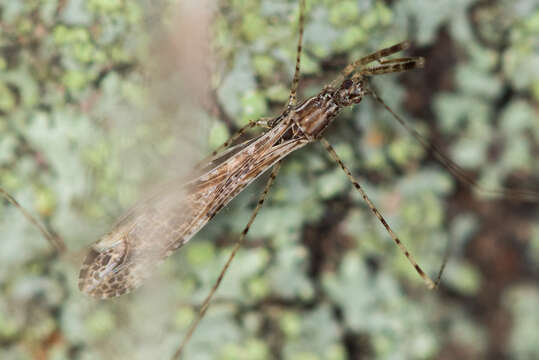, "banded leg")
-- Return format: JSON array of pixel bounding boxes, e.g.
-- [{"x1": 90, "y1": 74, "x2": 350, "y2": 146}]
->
[
  {"x1": 331, "y1": 41, "x2": 413, "y2": 87},
  {"x1": 0, "y1": 188, "x2": 65, "y2": 253},
  {"x1": 172, "y1": 162, "x2": 282, "y2": 359},
  {"x1": 367, "y1": 88, "x2": 539, "y2": 202},
  {"x1": 287, "y1": 0, "x2": 306, "y2": 108},
  {"x1": 376, "y1": 56, "x2": 419, "y2": 65},
  {"x1": 319, "y1": 138, "x2": 438, "y2": 289},
  {"x1": 357, "y1": 57, "x2": 424, "y2": 77}
]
